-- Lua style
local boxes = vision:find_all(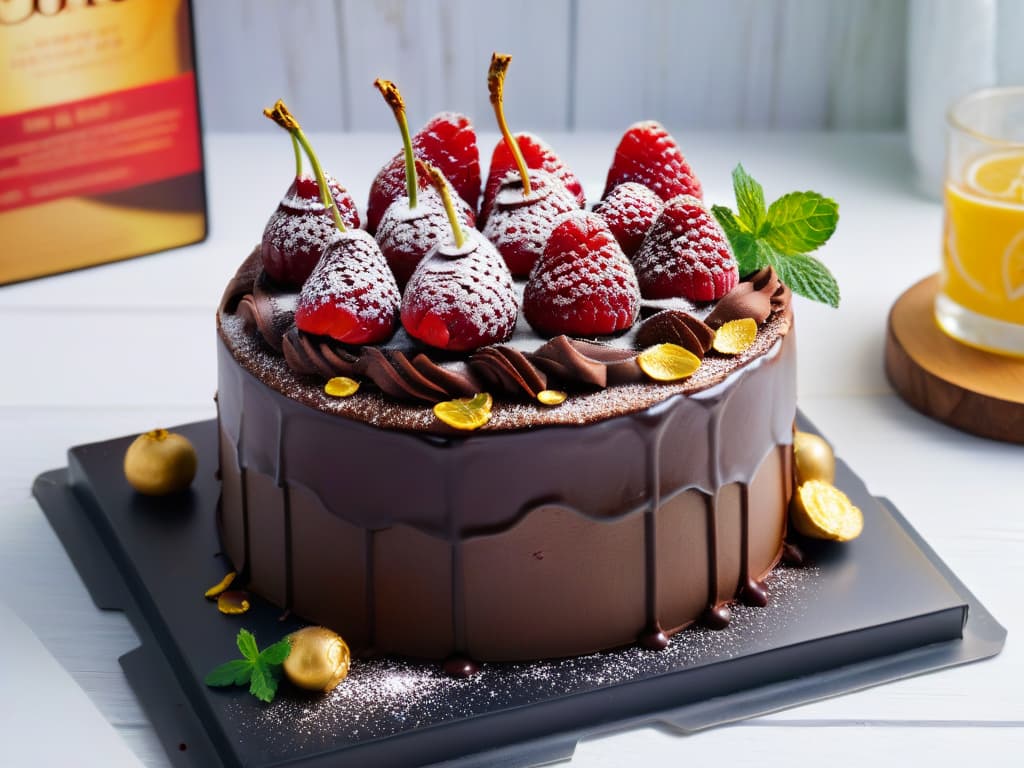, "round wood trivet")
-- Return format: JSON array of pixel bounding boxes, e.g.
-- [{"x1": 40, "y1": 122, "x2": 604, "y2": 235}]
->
[{"x1": 885, "y1": 274, "x2": 1024, "y2": 444}]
